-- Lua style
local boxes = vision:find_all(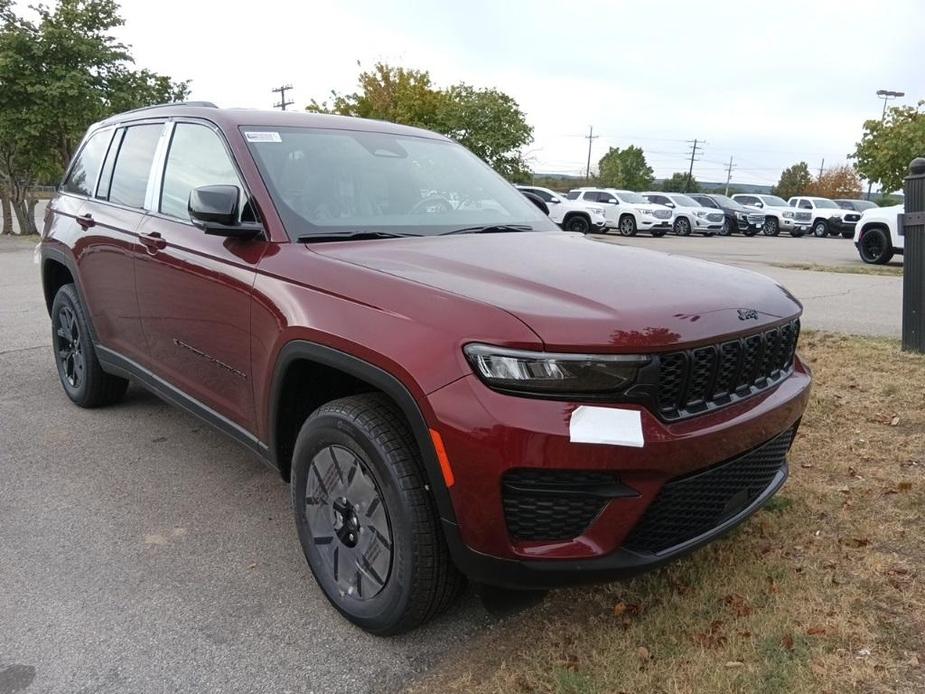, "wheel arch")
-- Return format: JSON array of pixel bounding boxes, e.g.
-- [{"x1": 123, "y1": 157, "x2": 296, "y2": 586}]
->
[
  {"x1": 40, "y1": 246, "x2": 100, "y2": 343},
  {"x1": 268, "y1": 340, "x2": 458, "y2": 526}
]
